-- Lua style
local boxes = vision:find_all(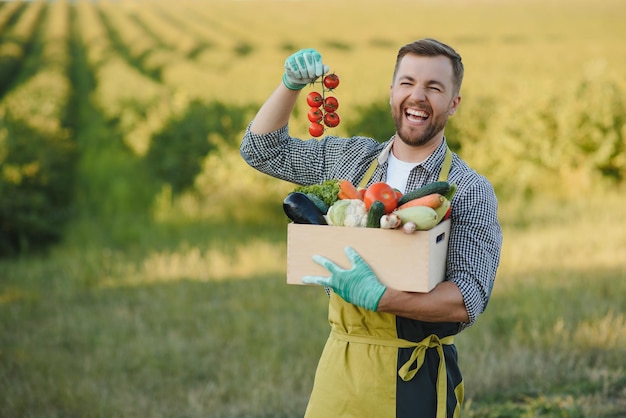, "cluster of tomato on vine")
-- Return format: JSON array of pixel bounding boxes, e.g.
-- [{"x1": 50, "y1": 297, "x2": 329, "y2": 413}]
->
[{"x1": 306, "y1": 73, "x2": 340, "y2": 137}]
